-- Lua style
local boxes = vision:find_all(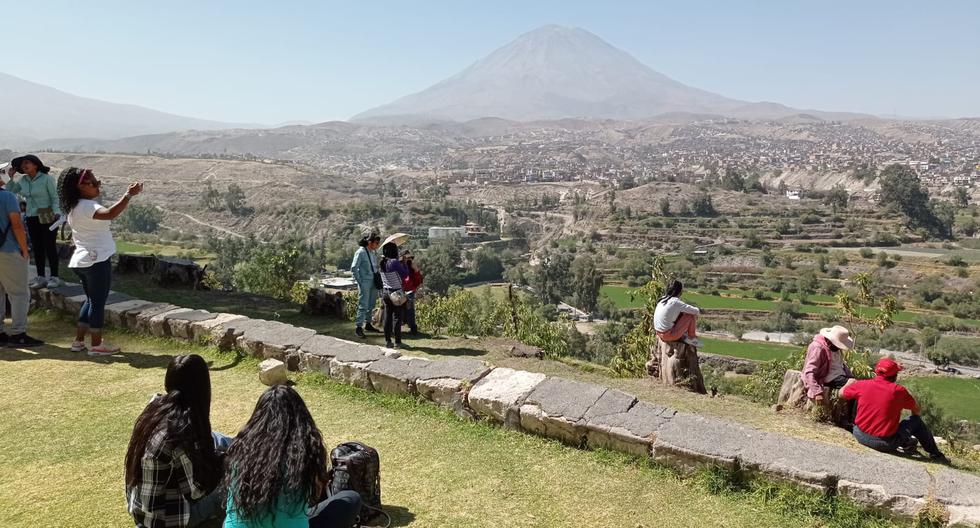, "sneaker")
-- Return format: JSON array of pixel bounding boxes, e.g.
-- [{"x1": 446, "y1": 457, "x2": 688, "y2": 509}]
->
[
  {"x1": 28, "y1": 276, "x2": 48, "y2": 289},
  {"x1": 385, "y1": 341, "x2": 394, "y2": 349},
  {"x1": 6, "y1": 333, "x2": 44, "y2": 348},
  {"x1": 88, "y1": 343, "x2": 121, "y2": 357},
  {"x1": 395, "y1": 342, "x2": 410, "y2": 350},
  {"x1": 70, "y1": 340, "x2": 87, "y2": 353},
  {"x1": 929, "y1": 453, "x2": 952, "y2": 465},
  {"x1": 365, "y1": 323, "x2": 382, "y2": 333},
  {"x1": 683, "y1": 336, "x2": 703, "y2": 348},
  {"x1": 355, "y1": 326, "x2": 366, "y2": 339},
  {"x1": 46, "y1": 277, "x2": 66, "y2": 288}
]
